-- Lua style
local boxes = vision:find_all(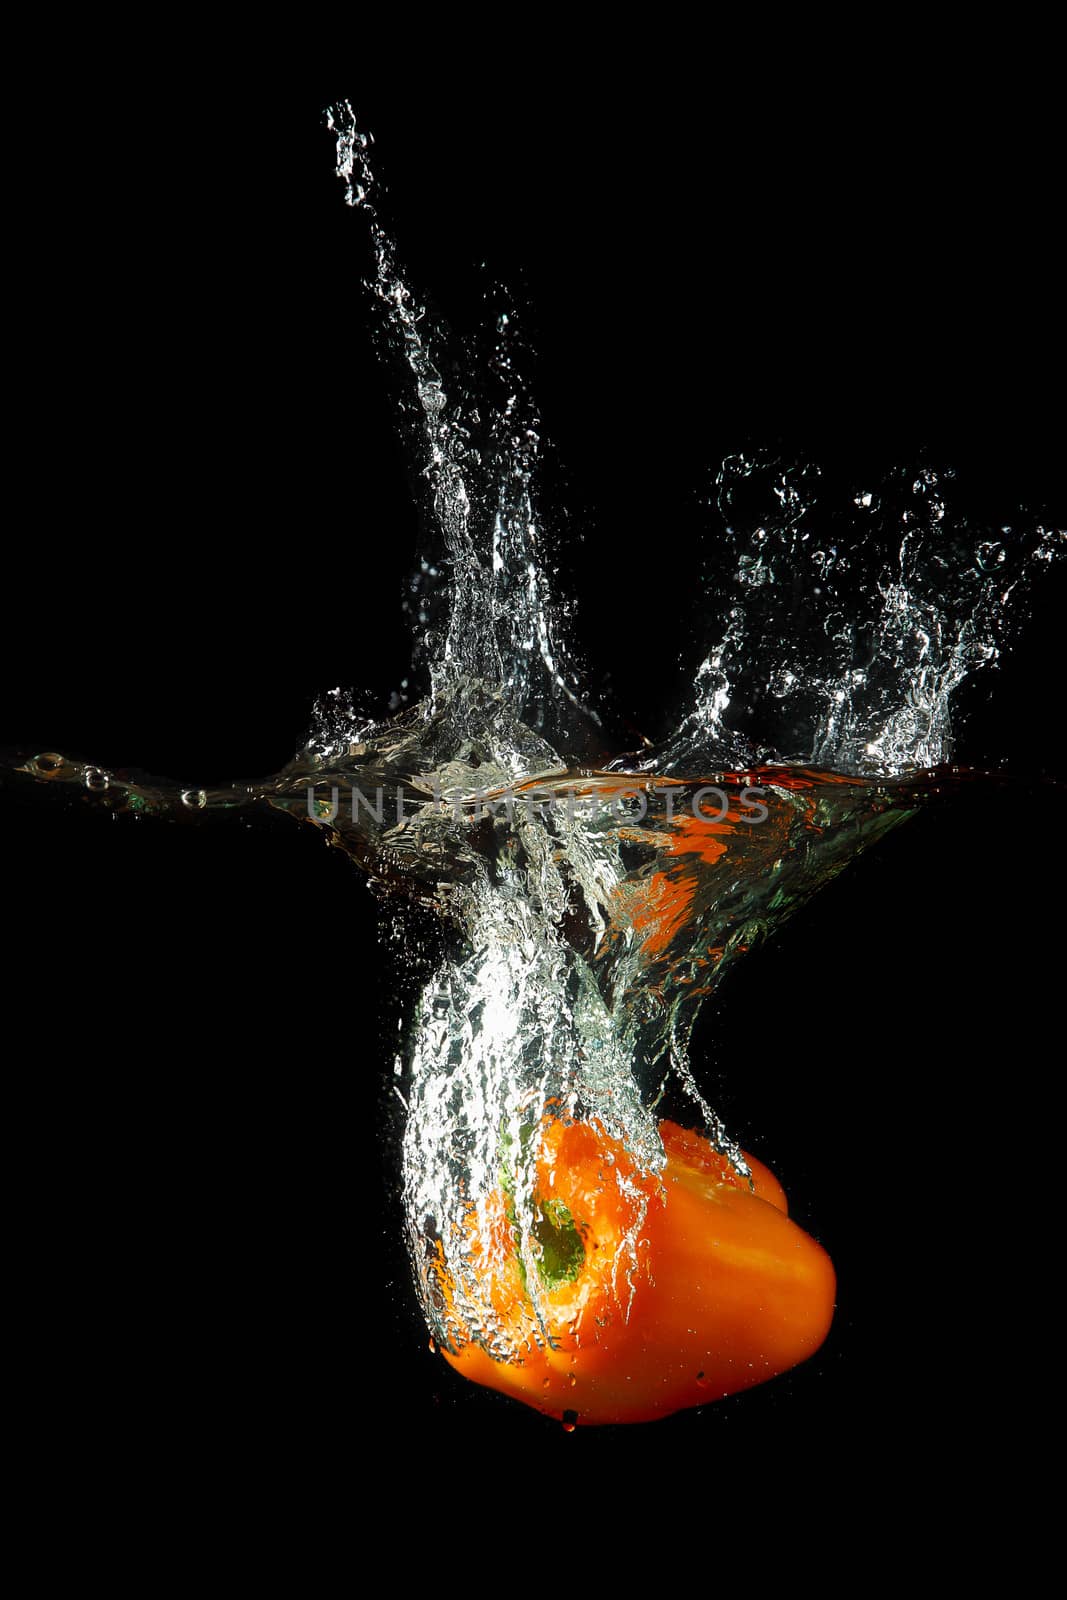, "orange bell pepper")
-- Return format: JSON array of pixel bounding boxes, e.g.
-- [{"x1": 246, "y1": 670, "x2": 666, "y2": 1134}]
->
[{"x1": 437, "y1": 1116, "x2": 835, "y2": 1426}]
